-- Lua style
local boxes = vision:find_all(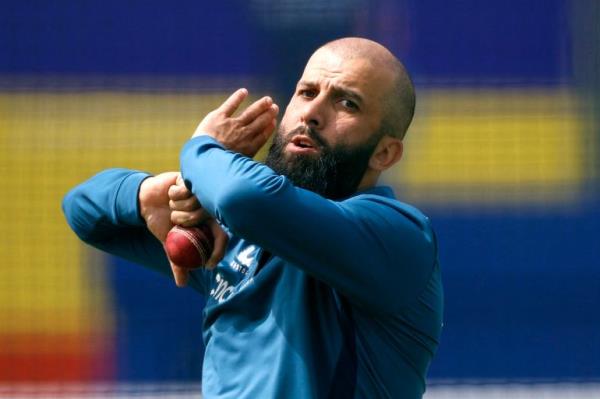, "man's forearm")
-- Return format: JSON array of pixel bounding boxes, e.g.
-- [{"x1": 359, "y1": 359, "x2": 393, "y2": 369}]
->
[
  {"x1": 63, "y1": 169, "x2": 149, "y2": 242},
  {"x1": 62, "y1": 169, "x2": 170, "y2": 273}
]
